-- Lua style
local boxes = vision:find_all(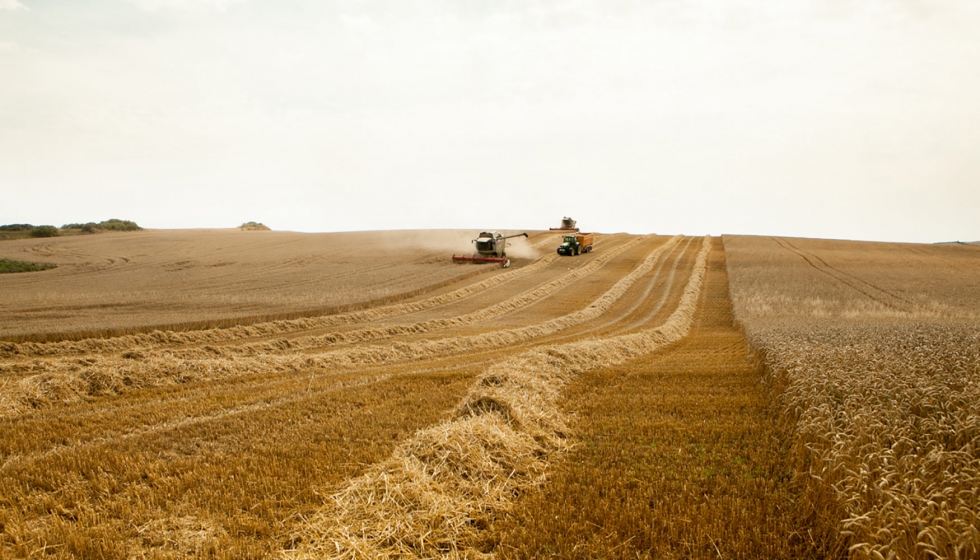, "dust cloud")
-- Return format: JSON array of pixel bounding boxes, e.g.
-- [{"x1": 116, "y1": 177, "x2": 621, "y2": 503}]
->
[
  {"x1": 386, "y1": 230, "x2": 540, "y2": 259},
  {"x1": 501, "y1": 234, "x2": 539, "y2": 259}
]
